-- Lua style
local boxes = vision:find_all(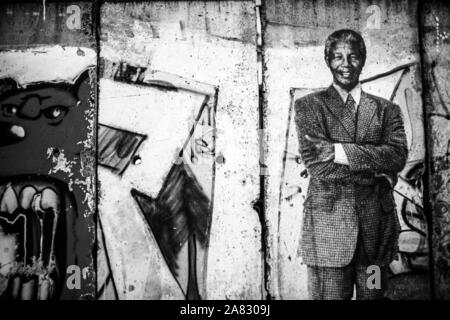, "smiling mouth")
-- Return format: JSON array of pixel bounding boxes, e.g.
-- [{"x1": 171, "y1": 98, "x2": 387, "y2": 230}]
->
[{"x1": 339, "y1": 71, "x2": 353, "y2": 78}]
